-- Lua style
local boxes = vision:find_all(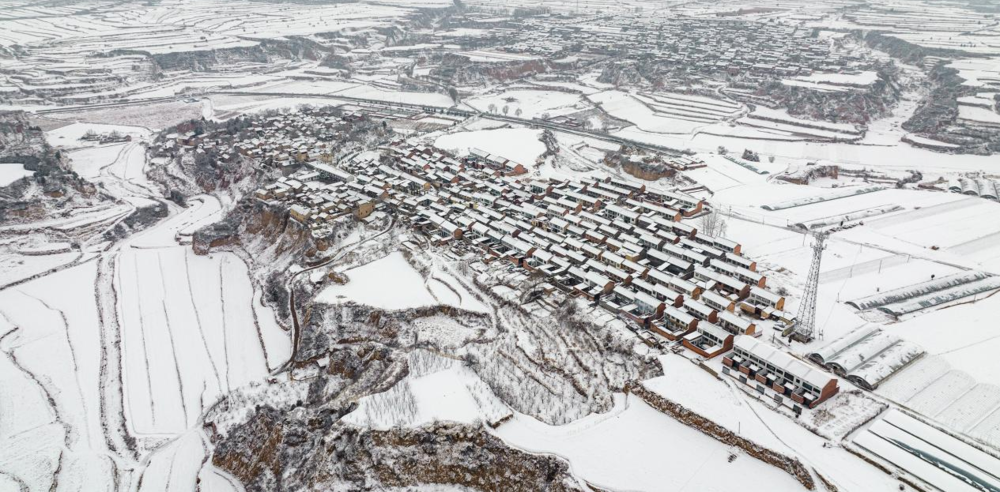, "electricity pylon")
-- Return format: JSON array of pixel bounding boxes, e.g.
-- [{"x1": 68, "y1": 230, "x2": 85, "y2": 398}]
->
[{"x1": 795, "y1": 231, "x2": 828, "y2": 342}]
